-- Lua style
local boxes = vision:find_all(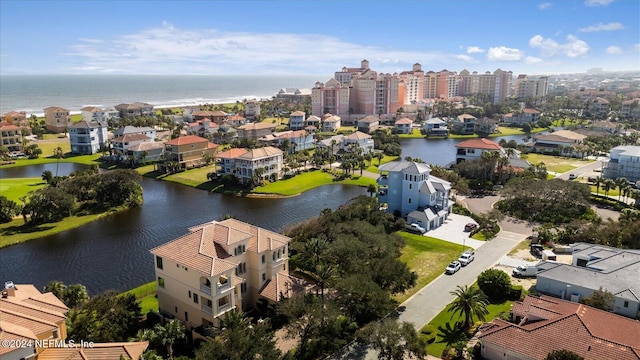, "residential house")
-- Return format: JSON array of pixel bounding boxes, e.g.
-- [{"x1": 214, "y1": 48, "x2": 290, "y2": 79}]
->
[
  {"x1": 111, "y1": 133, "x2": 154, "y2": 158},
  {"x1": 478, "y1": 295, "x2": 640, "y2": 360},
  {"x1": 502, "y1": 108, "x2": 541, "y2": 125},
  {"x1": 589, "y1": 120, "x2": 625, "y2": 135},
  {"x1": 44, "y1": 106, "x2": 72, "y2": 133},
  {"x1": 244, "y1": 100, "x2": 261, "y2": 121},
  {"x1": 126, "y1": 141, "x2": 165, "y2": 164},
  {"x1": 377, "y1": 161, "x2": 452, "y2": 230},
  {"x1": 3, "y1": 111, "x2": 31, "y2": 134},
  {"x1": 237, "y1": 122, "x2": 276, "y2": 140},
  {"x1": 316, "y1": 134, "x2": 344, "y2": 155},
  {"x1": 215, "y1": 148, "x2": 249, "y2": 177},
  {"x1": 234, "y1": 147, "x2": 284, "y2": 184},
  {"x1": 536, "y1": 243, "x2": 640, "y2": 319},
  {"x1": 289, "y1": 111, "x2": 306, "y2": 130},
  {"x1": 451, "y1": 114, "x2": 476, "y2": 134},
  {"x1": 258, "y1": 130, "x2": 315, "y2": 154},
  {"x1": 192, "y1": 111, "x2": 227, "y2": 125},
  {"x1": 475, "y1": 117, "x2": 498, "y2": 135},
  {"x1": 68, "y1": 120, "x2": 108, "y2": 155},
  {"x1": 113, "y1": 125, "x2": 157, "y2": 140},
  {"x1": 81, "y1": 106, "x2": 119, "y2": 123},
  {"x1": 114, "y1": 102, "x2": 155, "y2": 118},
  {"x1": 216, "y1": 124, "x2": 238, "y2": 144},
  {"x1": 0, "y1": 283, "x2": 148, "y2": 360},
  {"x1": 276, "y1": 88, "x2": 312, "y2": 100},
  {"x1": 621, "y1": 98, "x2": 640, "y2": 119},
  {"x1": 162, "y1": 135, "x2": 218, "y2": 171},
  {"x1": 526, "y1": 130, "x2": 587, "y2": 157},
  {"x1": 322, "y1": 115, "x2": 341, "y2": 132},
  {"x1": 602, "y1": 145, "x2": 640, "y2": 182},
  {"x1": 395, "y1": 117, "x2": 413, "y2": 134},
  {"x1": 150, "y1": 218, "x2": 306, "y2": 329},
  {"x1": 227, "y1": 114, "x2": 247, "y2": 127},
  {"x1": 305, "y1": 115, "x2": 321, "y2": 129},
  {"x1": 455, "y1": 138, "x2": 505, "y2": 163},
  {"x1": 342, "y1": 131, "x2": 374, "y2": 154},
  {"x1": 186, "y1": 119, "x2": 219, "y2": 137},
  {"x1": 182, "y1": 106, "x2": 201, "y2": 123},
  {"x1": 589, "y1": 97, "x2": 610, "y2": 118},
  {"x1": 422, "y1": 117, "x2": 449, "y2": 137},
  {"x1": 356, "y1": 115, "x2": 380, "y2": 134},
  {"x1": 0, "y1": 122, "x2": 23, "y2": 152}
]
